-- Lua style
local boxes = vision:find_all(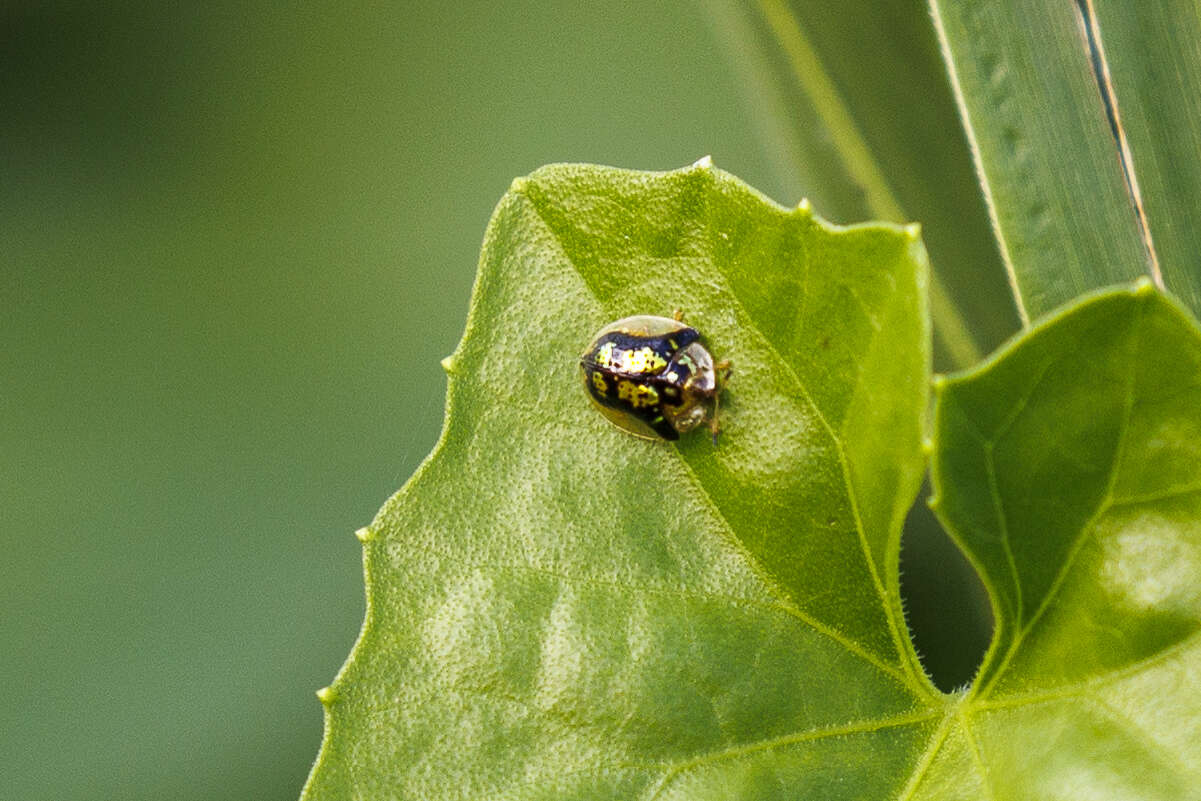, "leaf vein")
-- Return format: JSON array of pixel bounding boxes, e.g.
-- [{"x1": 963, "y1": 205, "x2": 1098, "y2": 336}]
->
[
  {"x1": 893, "y1": 706, "x2": 957, "y2": 801},
  {"x1": 1108, "y1": 479, "x2": 1201, "y2": 509},
  {"x1": 959, "y1": 706, "x2": 996, "y2": 801},
  {"x1": 974, "y1": 625, "x2": 1201, "y2": 711},
  {"x1": 984, "y1": 445, "x2": 1023, "y2": 626},
  {"x1": 644, "y1": 709, "x2": 940, "y2": 801}
]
